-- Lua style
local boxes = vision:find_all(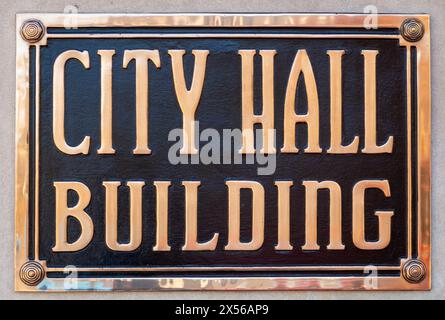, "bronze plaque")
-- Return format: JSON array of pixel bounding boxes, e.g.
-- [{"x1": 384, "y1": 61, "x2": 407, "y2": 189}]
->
[{"x1": 15, "y1": 14, "x2": 431, "y2": 291}]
